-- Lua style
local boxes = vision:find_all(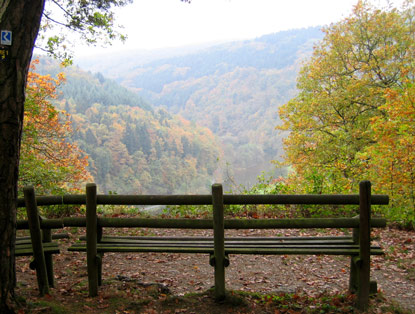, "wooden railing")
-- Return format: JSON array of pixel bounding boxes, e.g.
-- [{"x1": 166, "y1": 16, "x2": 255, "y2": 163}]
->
[
  {"x1": 16, "y1": 182, "x2": 389, "y2": 310},
  {"x1": 17, "y1": 187, "x2": 389, "y2": 230}
]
